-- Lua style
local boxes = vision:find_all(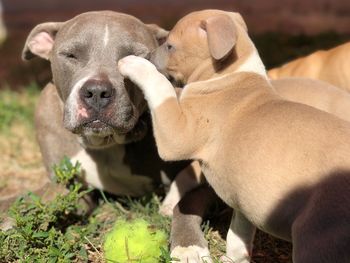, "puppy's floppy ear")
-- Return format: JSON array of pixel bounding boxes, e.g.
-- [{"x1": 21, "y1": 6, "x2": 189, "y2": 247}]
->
[
  {"x1": 232, "y1": 13, "x2": 248, "y2": 32},
  {"x1": 146, "y1": 23, "x2": 169, "y2": 45},
  {"x1": 201, "y1": 15, "x2": 237, "y2": 60},
  {"x1": 22, "y1": 22, "x2": 63, "y2": 61}
]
